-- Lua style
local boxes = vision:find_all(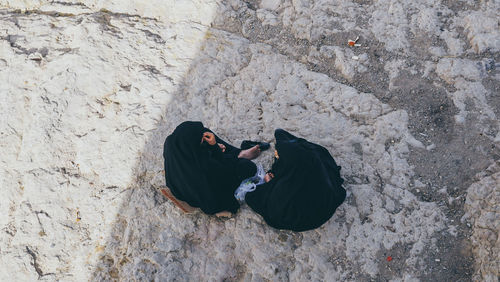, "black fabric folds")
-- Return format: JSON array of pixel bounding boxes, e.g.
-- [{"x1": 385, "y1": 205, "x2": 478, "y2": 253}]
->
[
  {"x1": 245, "y1": 129, "x2": 346, "y2": 232},
  {"x1": 163, "y1": 121, "x2": 256, "y2": 215}
]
